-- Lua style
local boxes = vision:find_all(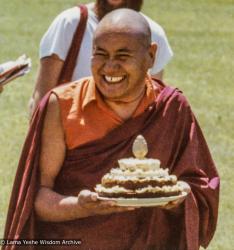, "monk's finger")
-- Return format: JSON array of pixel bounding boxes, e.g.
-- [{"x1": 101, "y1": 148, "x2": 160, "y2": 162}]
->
[
  {"x1": 90, "y1": 192, "x2": 98, "y2": 201},
  {"x1": 78, "y1": 190, "x2": 97, "y2": 206}
]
